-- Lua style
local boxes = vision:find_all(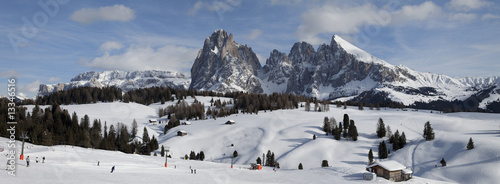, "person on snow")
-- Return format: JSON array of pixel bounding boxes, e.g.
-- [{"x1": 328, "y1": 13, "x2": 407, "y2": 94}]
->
[
  {"x1": 110, "y1": 166, "x2": 115, "y2": 173},
  {"x1": 42, "y1": 156, "x2": 45, "y2": 163},
  {"x1": 26, "y1": 156, "x2": 30, "y2": 167},
  {"x1": 36, "y1": 157, "x2": 39, "y2": 163}
]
